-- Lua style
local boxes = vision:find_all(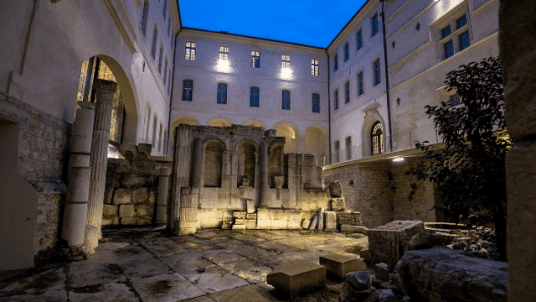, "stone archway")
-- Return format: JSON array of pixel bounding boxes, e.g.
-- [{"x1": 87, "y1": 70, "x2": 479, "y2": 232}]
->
[{"x1": 361, "y1": 103, "x2": 387, "y2": 158}]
